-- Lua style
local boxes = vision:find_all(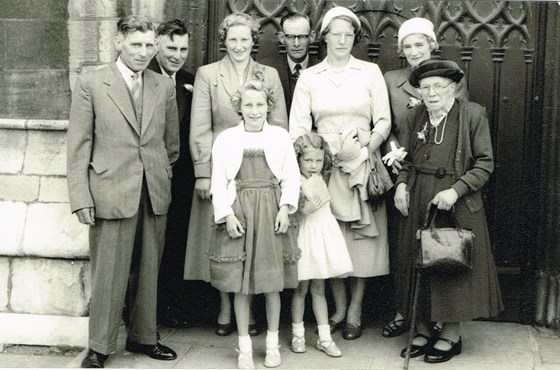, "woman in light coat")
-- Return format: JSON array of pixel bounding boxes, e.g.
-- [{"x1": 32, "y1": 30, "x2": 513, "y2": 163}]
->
[
  {"x1": 184, "y1": 12, "x2": 287, "y2": 337},
  {"x1": 290, "y1": 6, "x2": 391, "y2": 340}
]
